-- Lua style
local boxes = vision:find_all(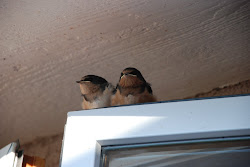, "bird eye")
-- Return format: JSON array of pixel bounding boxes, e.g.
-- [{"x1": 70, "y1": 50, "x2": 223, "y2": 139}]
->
[
  {"x1": 129, "y1": 71, "x2": 137, "y2": 76},
  {"x1": 120, "y1": 73, "x2": 123, "y2": 76},
  {"x1": 83, "y1": 78, "x2": 92, "y2": 82}
]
